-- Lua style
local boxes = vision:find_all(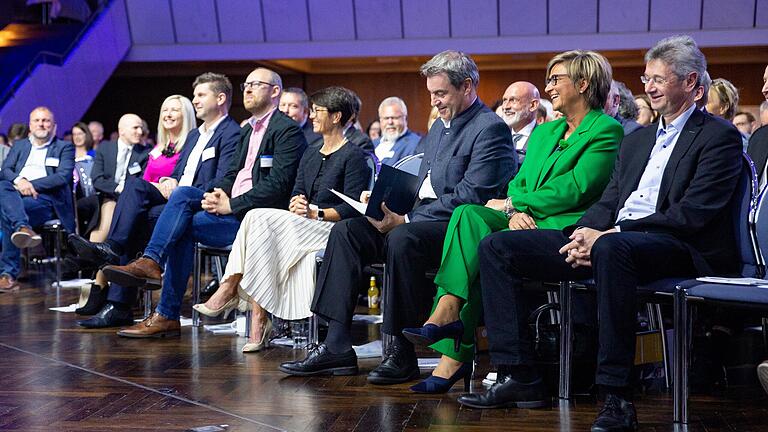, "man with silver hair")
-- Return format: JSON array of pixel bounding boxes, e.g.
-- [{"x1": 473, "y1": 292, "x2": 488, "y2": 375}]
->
[
  {"x1": 280, "y1": 87, "x2": 322, "y2": 146},
  {"x1": 604, "y1": 80, "x2": 642, "y2": 135},
  {"x1": 460, "y1": 35, "x2": 742, "y2": 432},
  {"x1": 499, "y1": 81, "x2": 540, "y2": 163},
  {"x1": 281, "y1": 50, "x2": 516, "y2": 383},
  {"x1": 373, "y1": 96, "x2": 420, "y2": 167},
  {"x1": 694, "y1": 70, "x2": 712, "y2": 110}
]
